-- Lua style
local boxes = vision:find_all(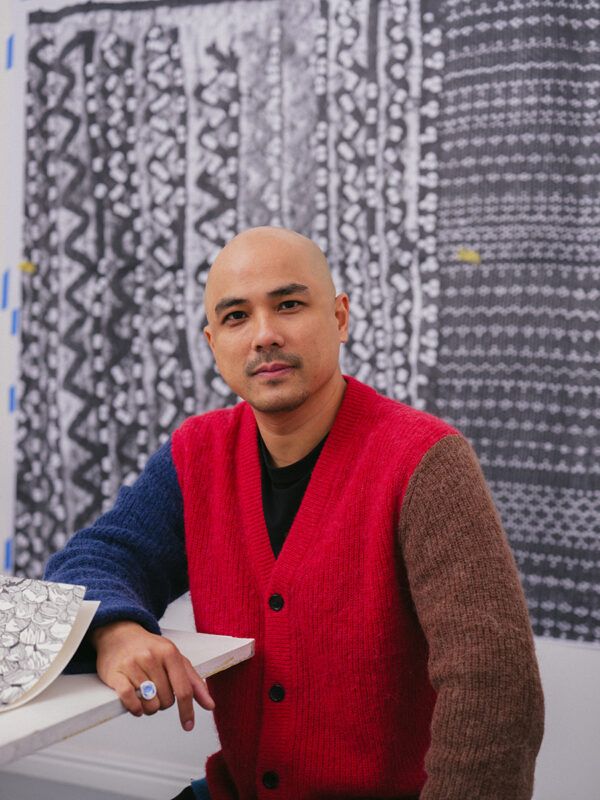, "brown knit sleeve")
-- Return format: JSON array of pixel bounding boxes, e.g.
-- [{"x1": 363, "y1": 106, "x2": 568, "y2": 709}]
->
[{"x1": 398, "y1": 434, "x2": 544, "y2": 800}]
